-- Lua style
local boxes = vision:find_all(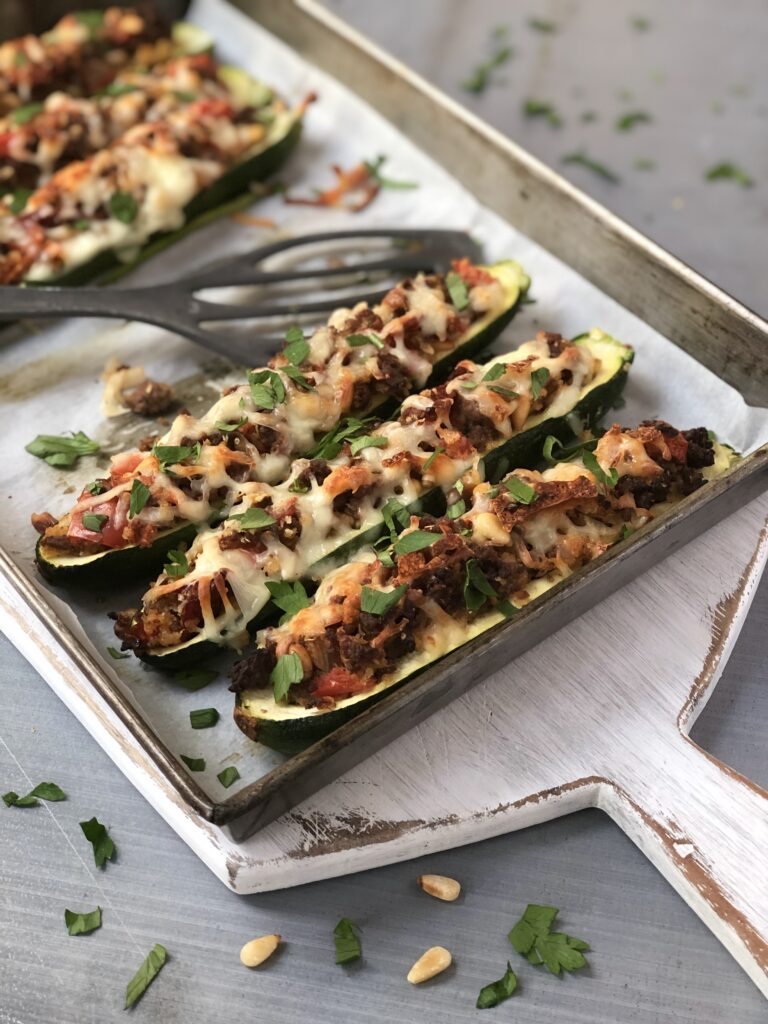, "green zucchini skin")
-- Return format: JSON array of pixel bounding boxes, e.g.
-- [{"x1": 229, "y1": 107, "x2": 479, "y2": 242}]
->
[
  {"x1": 35, "y1": 523, "x2": 196, "y2": 587},
  {"x1": 141, "y1": 331, "x2": 631, "y2": 672},
  {"x1": 30, "y1": 119, "x2": 302, "y2": 288}
]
